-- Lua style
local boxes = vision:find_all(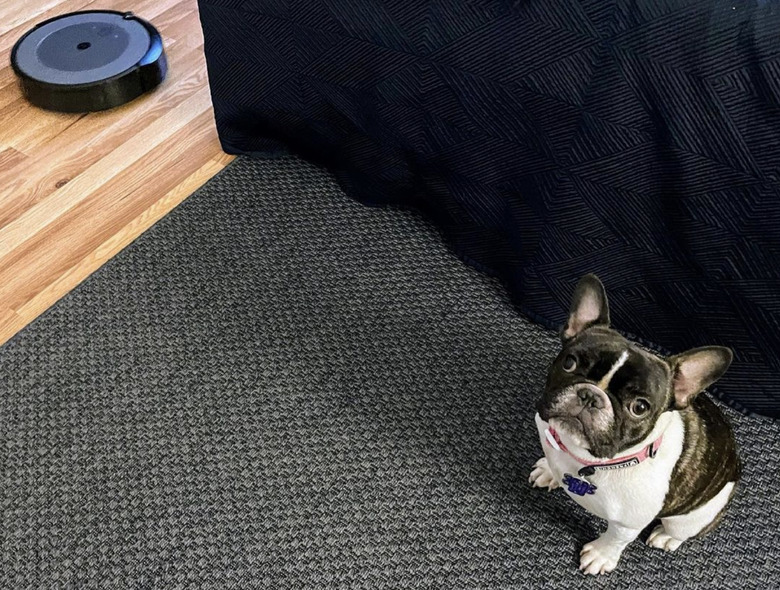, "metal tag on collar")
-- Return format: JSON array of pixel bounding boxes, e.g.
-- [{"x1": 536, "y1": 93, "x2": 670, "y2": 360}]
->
[
  {"x1": 647, "y1": 442, "x2": 659, "y2": 459},
  {"x1": 563, "y1": 473, "x2": 597, "y2": 496}
]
